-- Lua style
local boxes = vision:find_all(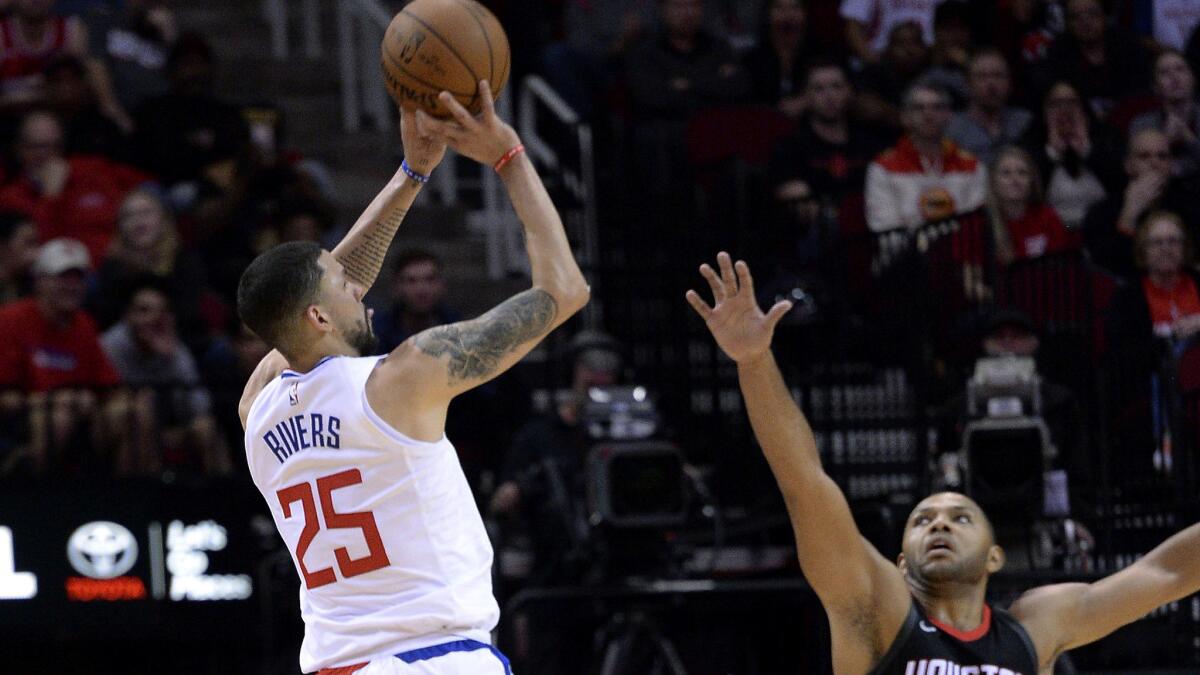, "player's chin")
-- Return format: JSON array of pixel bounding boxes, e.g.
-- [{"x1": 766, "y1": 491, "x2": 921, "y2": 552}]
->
[{"x1": 918, "y1": 559, "x2": 962, "y2": 580}]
